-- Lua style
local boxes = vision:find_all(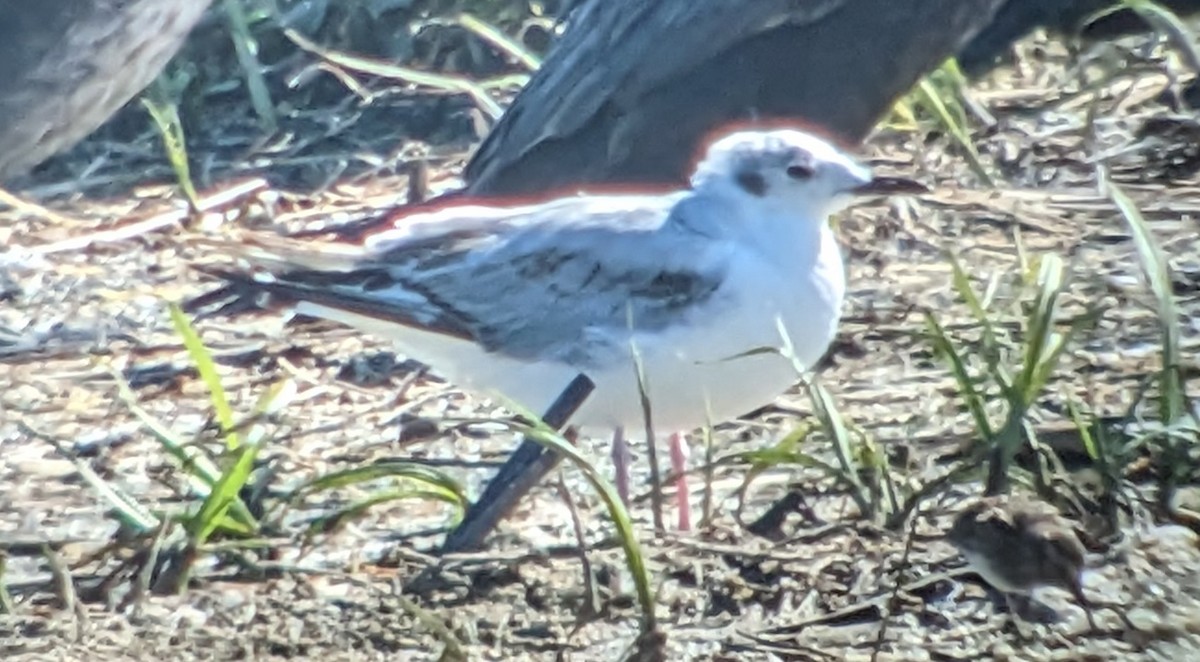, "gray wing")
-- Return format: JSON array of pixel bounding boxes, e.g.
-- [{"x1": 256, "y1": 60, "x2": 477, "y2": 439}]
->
[
  {"x1": 463, "y1": 0, "x2": 1005, "y2": 197},
  {"x1": 219, "y1": 194, "x2": 732, "y2": 368}
]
